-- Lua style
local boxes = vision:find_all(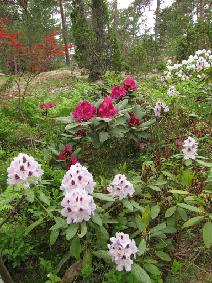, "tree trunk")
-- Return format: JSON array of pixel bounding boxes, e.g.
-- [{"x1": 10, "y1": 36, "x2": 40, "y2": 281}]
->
[
  {"x1": 0, "y1": 257, "x2": 14, "y2": 283},
  {"x1": 58, "y1": 0, "x2": 70, "y2": 65},
  {"x1": 155, "y1": 0, "x2": 160, "y2": 41},
  {"x1": 89, "y1": 0, "x2": 105, "y2": 81},
  {"x1": 199, "y1": 0, "x2": 205, "y2": 19},
  {"x1": 113, "y1": 0, "x2": 119, "y2": 32}
]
